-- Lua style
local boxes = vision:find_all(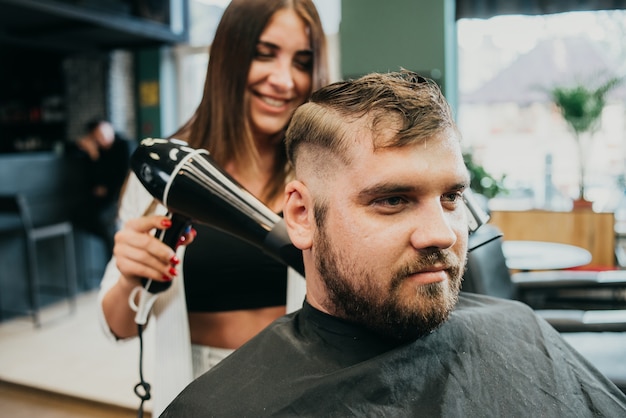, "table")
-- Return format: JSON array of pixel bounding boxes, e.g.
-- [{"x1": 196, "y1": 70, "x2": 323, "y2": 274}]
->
[
  {"x1": 490, "y1": 210, "x2": 615, "y2": 267},
  {"x1": 501, "y1": 240, "x2": 592, "y2": 271}
]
